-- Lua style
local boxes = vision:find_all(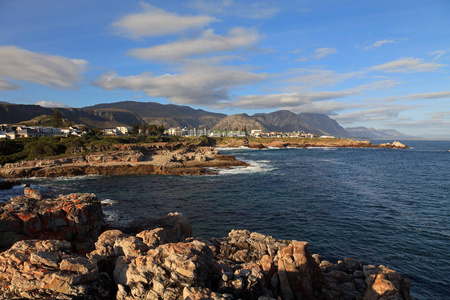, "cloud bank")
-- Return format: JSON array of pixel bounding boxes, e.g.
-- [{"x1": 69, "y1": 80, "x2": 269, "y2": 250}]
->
[
  {"x1": 0, "y1": 46, "x2": 87, "y2": 89},
  {"x1": 113, "y1": 2, "x2": 216, "y2": 38},
  {"x1": 129, "y1": 28, "x2": 259, "y2": 62}
]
